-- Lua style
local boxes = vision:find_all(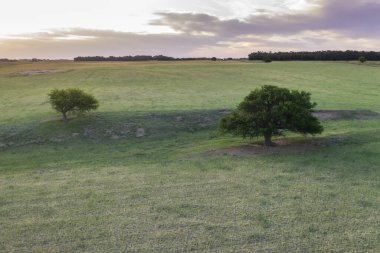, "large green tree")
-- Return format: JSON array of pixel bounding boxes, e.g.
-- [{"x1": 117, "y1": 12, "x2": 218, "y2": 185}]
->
[
  {"x1": 48, "y1": 88, "x2": 99, "y2": 121},
  {"x1": 219, "y1": 85, "x2": 323, "y2": 146}
]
